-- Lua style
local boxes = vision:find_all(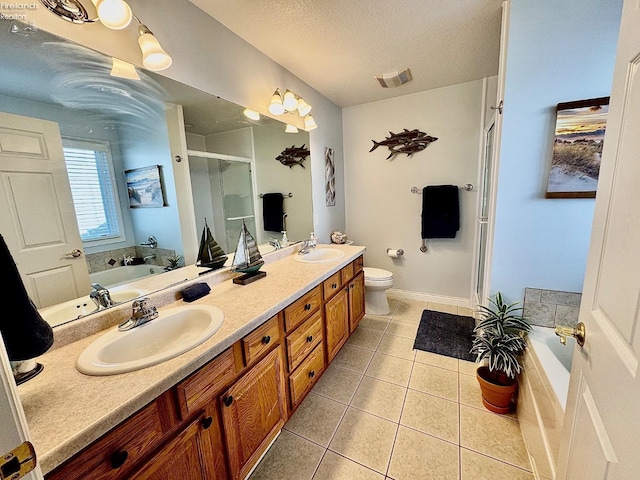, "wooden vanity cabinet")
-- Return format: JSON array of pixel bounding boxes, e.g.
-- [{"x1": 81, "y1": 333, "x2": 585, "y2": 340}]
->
[
  {"x1": 324, "y1": 287, "x2": 350, "y2": 363},
  {"x1": 348, "y1": 271, "x2": 365, "y2": 332}
]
